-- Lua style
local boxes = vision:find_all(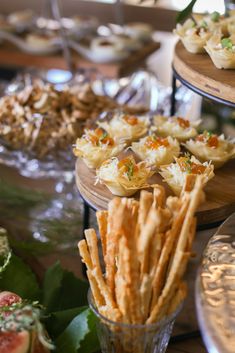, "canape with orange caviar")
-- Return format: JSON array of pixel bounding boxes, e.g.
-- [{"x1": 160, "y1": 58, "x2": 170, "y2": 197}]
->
[
  {"x1": 73, "y1": 128, "x2": 125, "y2": 168},
  {"x1": 98, "y1": 113, "x2": 150, "y2": 142},
  {"x1": 96, "y1": 155, "x2": 154, "y2": 196},
  {"x1": 153, "y1": 115, "x2": 200, "y2": 142},
  {"x1": 159, "y1": 154, "x2": 214, "y2": 196},
  {"x1": 131, "y1": 134, "x2": 180, "y2": 167},
  {"x1": 184, "y1": 131, "x2": 235, "y2": 168}
]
